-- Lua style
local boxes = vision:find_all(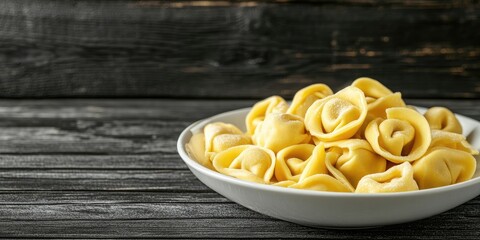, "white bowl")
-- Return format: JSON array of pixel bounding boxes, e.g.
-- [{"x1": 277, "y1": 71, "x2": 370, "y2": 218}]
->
[{"x1": 177, "y1": 107, "x2": 480, "y2": 228}]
